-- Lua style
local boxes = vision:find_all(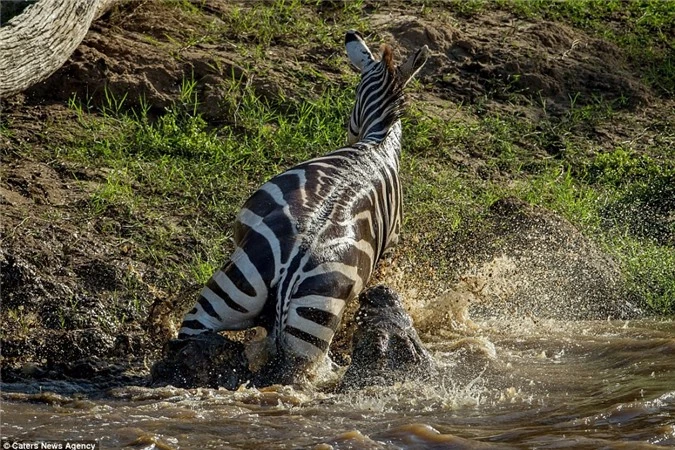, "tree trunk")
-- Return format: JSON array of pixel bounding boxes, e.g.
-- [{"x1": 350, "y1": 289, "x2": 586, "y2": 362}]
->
[{"x1": 0, "y1": 0, "x2": 118, "y2": 97}]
